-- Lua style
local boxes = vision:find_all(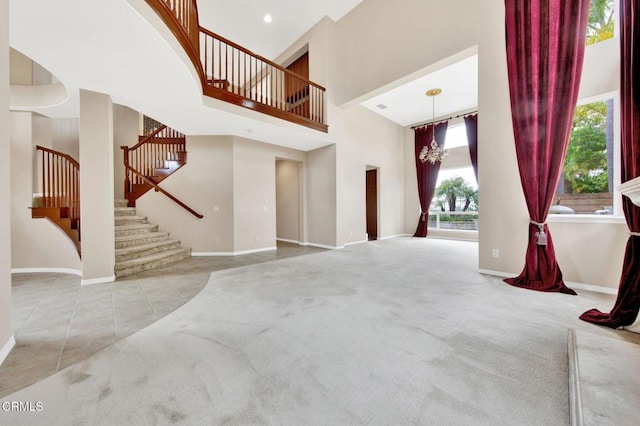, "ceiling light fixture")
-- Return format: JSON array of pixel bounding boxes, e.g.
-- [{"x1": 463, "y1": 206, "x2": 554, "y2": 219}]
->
[
  {"x1": 419, "y1": 88, "x2": 448, "y2": 164},
  {"x1": 263, "y1": 14, "x2": 273, "y2": 23}
]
